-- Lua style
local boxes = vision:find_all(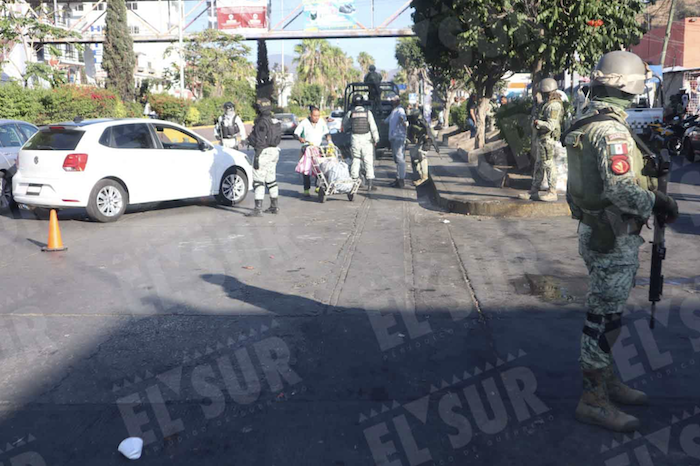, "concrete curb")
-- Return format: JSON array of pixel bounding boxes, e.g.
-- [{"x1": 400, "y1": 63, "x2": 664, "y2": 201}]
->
[{"x1": 427, "y1": 170, "x2": 571, "y2": 218}]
